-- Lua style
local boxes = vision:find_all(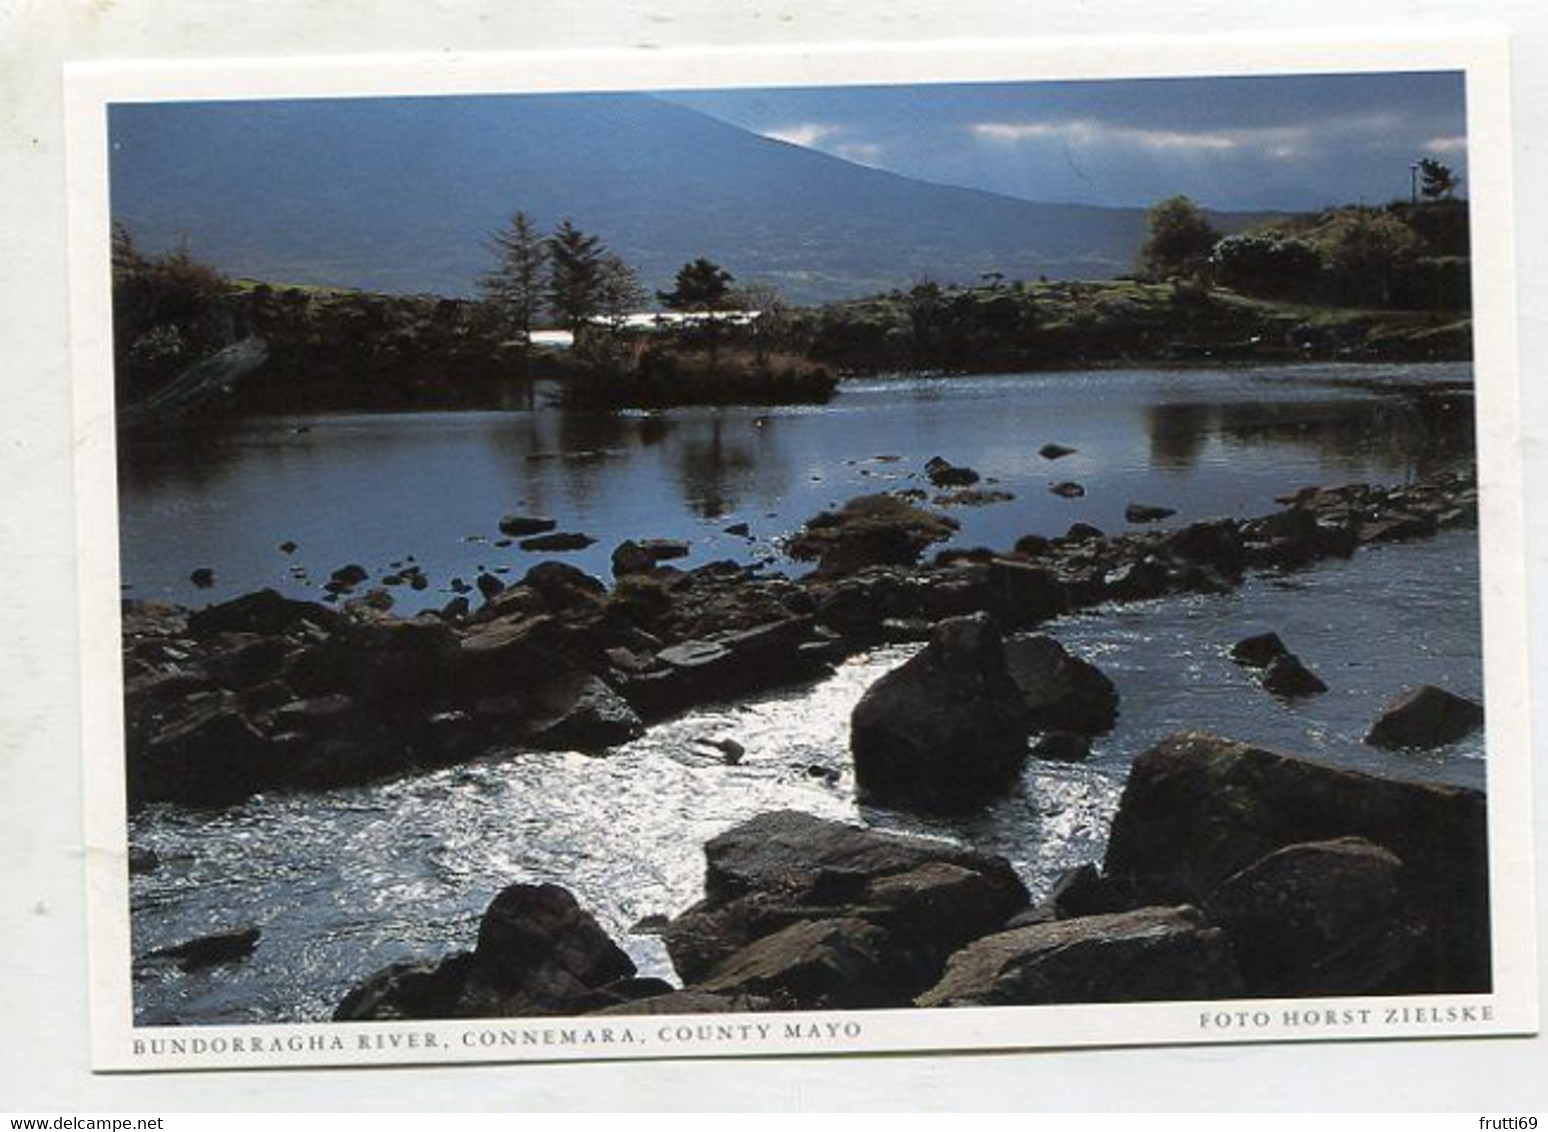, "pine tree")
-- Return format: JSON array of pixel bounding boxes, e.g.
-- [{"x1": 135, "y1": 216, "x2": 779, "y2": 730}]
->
[
  {"x1": 477, "y1": 210, "x2": 547, "y2": 345},
  {"x1": 546, "y1": 219, "x2": 608, "y2": 335}
]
